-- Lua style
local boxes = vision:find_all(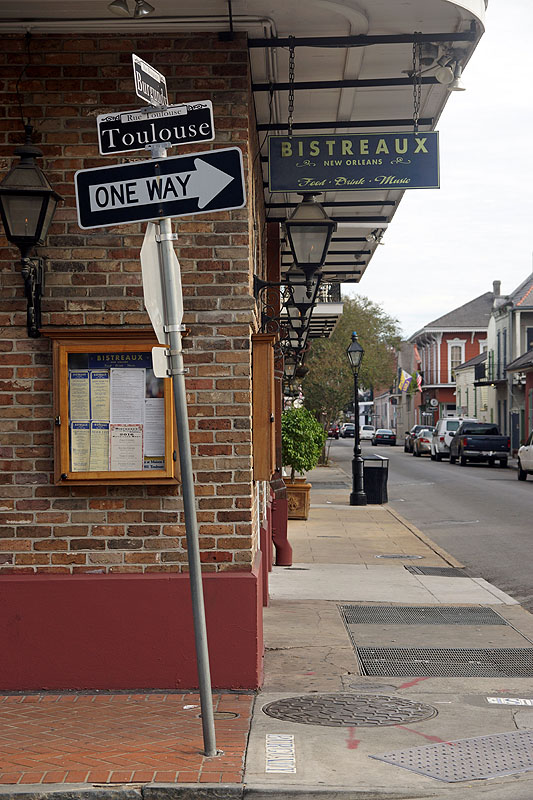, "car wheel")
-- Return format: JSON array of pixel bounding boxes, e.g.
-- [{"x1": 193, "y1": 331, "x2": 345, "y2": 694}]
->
[
  {"x1": 518, "y1": 460, "x2": 528, "y2": 480},
  {"x1": 488, "y1": 457, "x2": 495, "y2": 467},
  {"x1": 435, "y1": 453, "x2": 442, "y2": 462},
  {"x1": 450, "y1": 454, "x2": 456, "y2": 464},
  {"x1": 499, "y1": 458, "x2": 508, "y2": 468},
  {"x1": 459, "y1": 451, "x2": 468, "y2": 466}
]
